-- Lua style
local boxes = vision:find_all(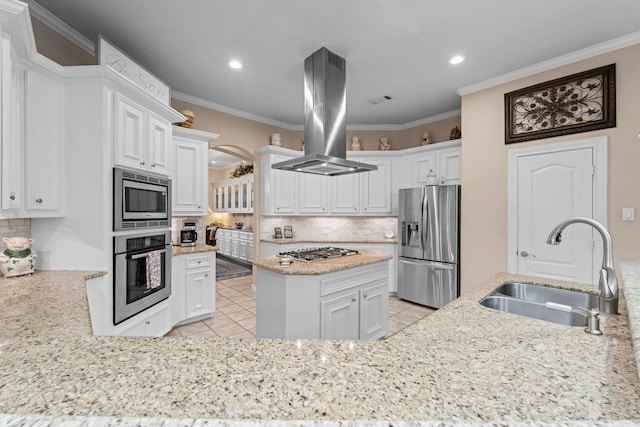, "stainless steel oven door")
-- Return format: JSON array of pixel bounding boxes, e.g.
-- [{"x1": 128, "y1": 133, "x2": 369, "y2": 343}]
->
[{"x1": 113, "y1": 231, "x2": 172, "y2": 324}]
